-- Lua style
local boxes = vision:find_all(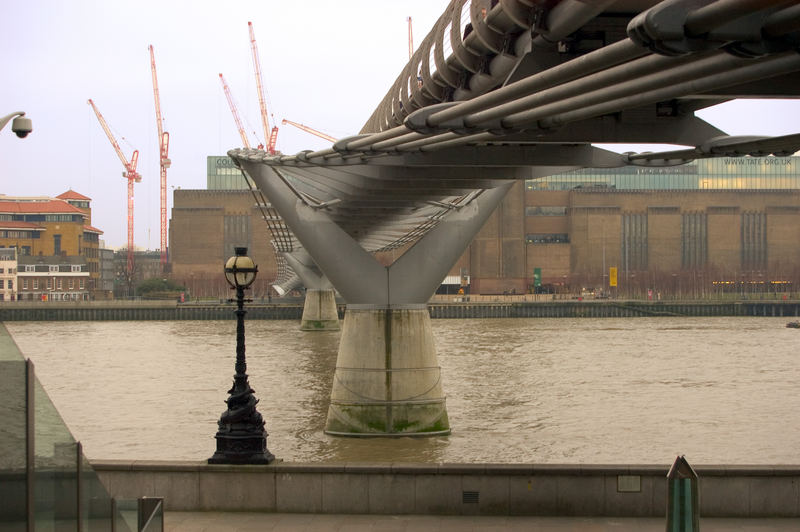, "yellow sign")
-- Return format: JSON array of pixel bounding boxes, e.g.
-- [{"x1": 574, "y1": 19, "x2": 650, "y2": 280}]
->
[{"x1": 609, "y1": 267, "x2": 618, "y2": 287}]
